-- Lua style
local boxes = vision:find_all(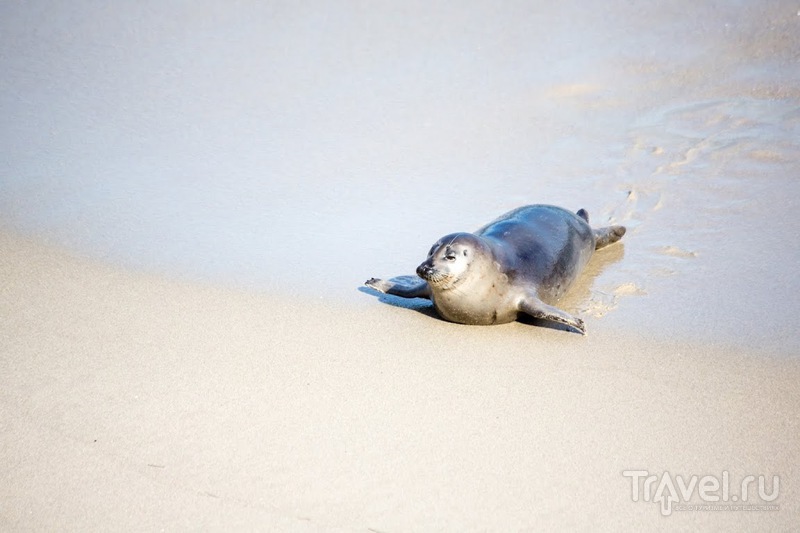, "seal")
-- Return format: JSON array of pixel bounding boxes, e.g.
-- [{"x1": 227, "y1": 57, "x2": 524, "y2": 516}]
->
[{"x1": 365, "y1": 204, "x2": 625, "y2": 334}]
